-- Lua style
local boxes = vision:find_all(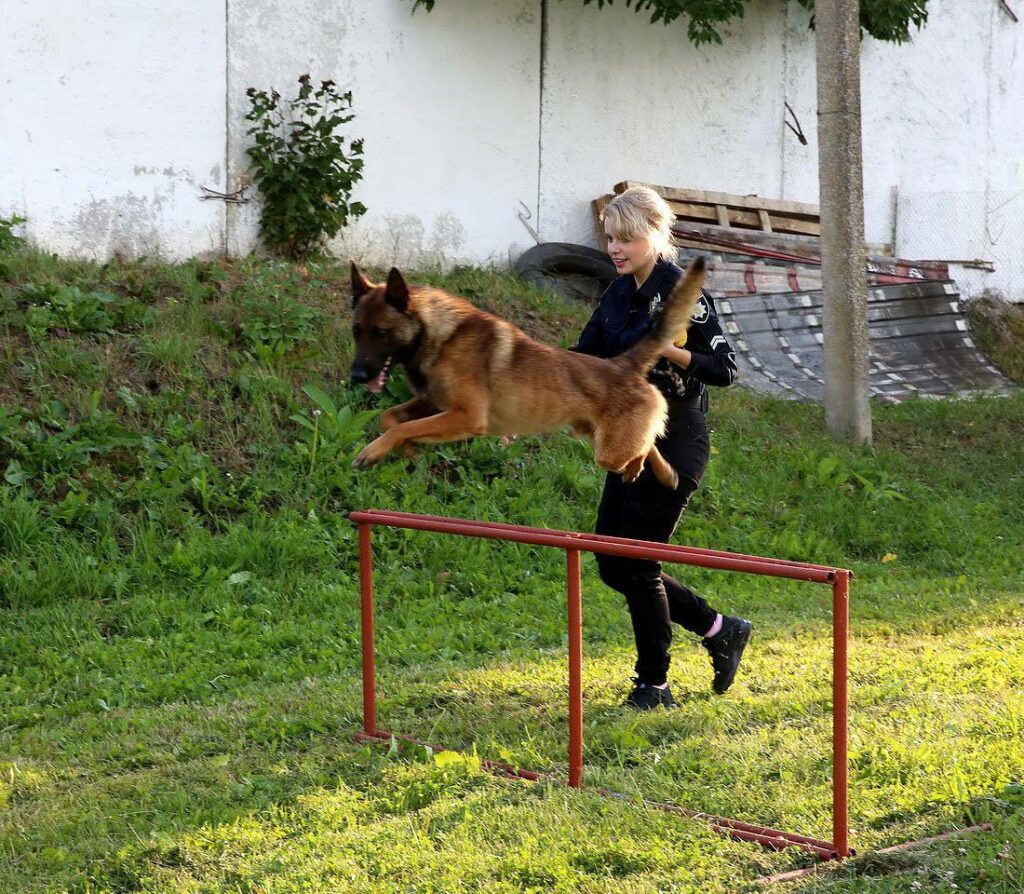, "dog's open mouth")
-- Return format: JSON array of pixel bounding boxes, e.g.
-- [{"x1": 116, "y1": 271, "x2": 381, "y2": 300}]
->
[{"x1": 366, "y1": 355, "x2": 393, "y2": 394}]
